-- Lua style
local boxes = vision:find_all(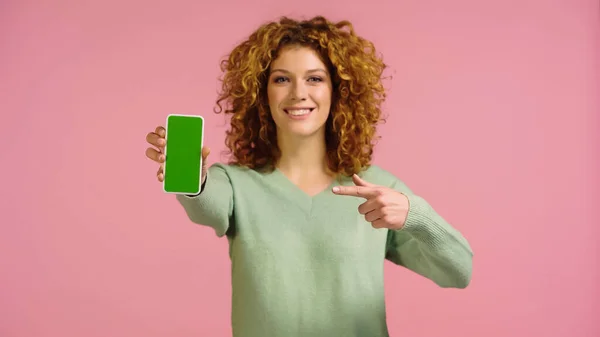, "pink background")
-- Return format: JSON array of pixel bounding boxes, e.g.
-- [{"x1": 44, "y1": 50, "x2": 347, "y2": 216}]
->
[{"x1": 1, "y1": 0, "x2": 598, "y2": 336}]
